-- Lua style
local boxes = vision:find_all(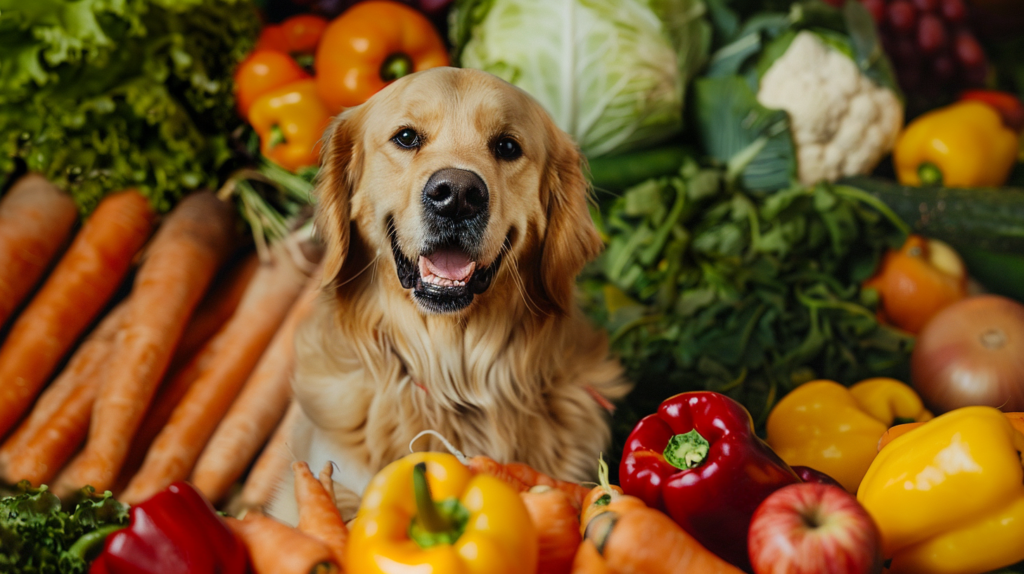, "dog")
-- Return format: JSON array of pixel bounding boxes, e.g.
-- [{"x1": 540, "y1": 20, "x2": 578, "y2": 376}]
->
[{"x1": 267, "y1": 67, "x2": 629, "y2": 523}]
